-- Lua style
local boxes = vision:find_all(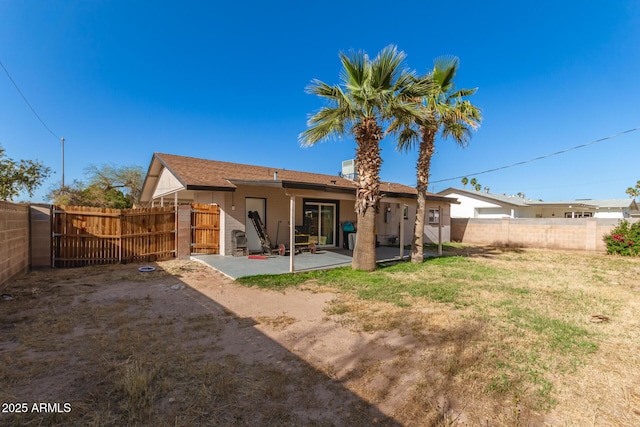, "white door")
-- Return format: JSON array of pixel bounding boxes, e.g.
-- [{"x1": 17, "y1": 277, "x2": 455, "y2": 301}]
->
[{"x1": 246, "y1": 198, "x2": 266, "y2": 253}]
